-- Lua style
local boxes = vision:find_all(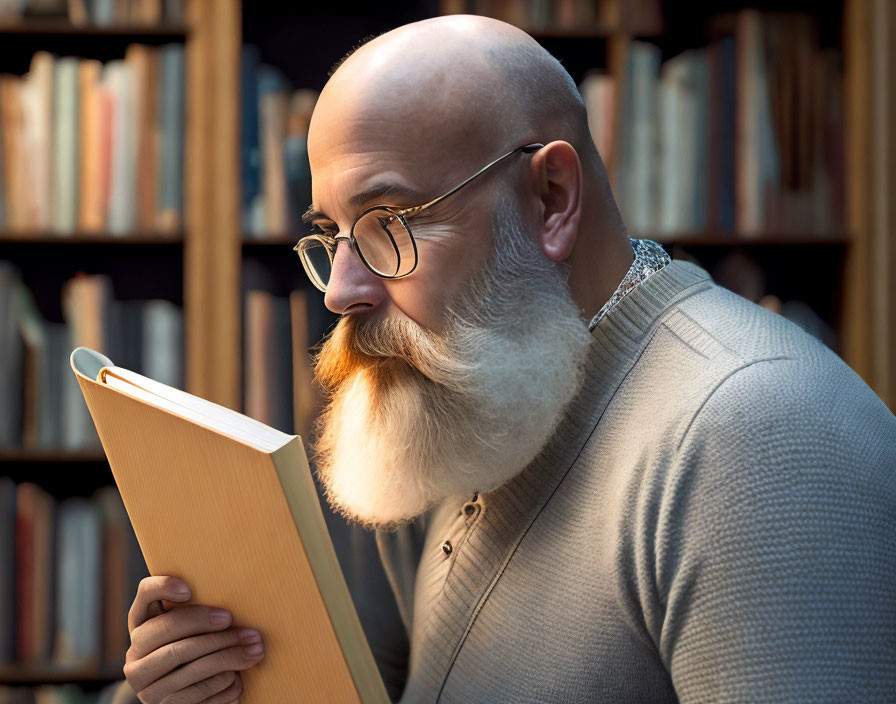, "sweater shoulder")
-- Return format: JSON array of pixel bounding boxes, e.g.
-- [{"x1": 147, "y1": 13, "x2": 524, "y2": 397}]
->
[{"x1": 610, "y1": 279, "x2": 895, "y2": 470}]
